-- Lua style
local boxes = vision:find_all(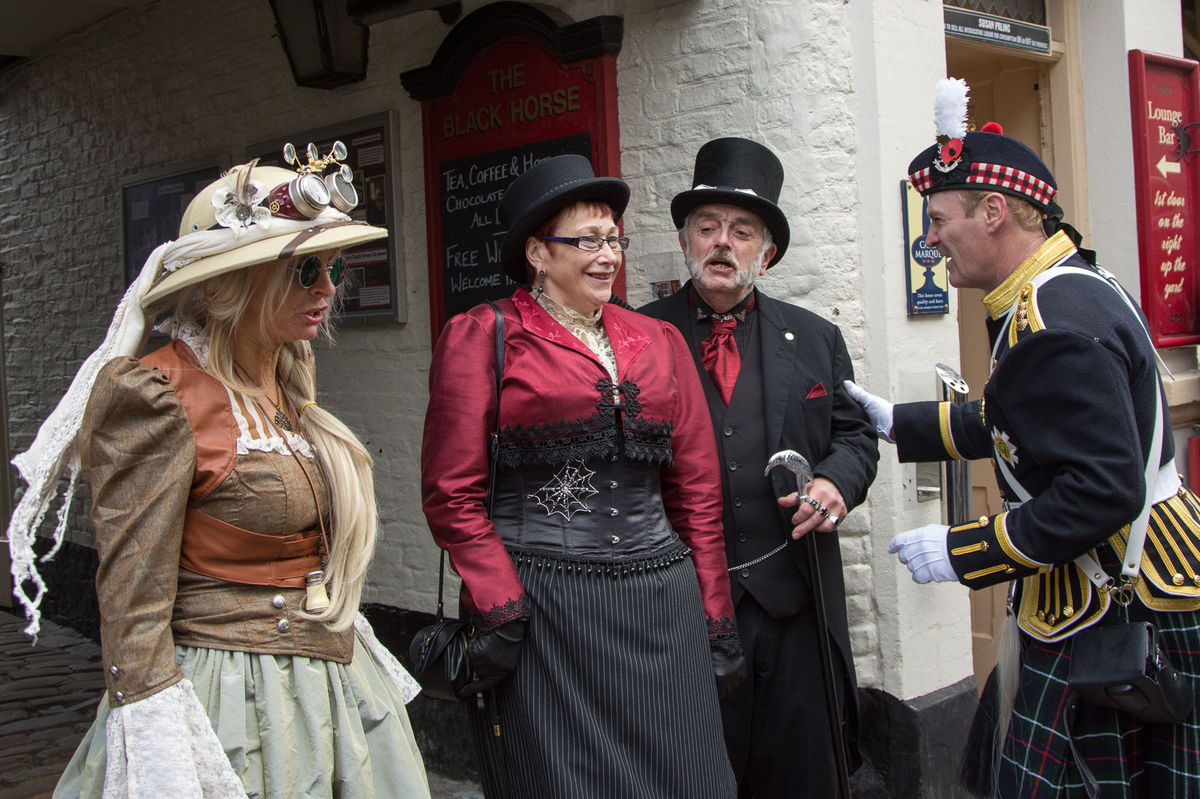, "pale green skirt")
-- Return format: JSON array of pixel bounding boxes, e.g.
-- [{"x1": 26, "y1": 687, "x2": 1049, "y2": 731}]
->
[{"x1": 55, "y1": 640, "x2": 430, "y2": 798}]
